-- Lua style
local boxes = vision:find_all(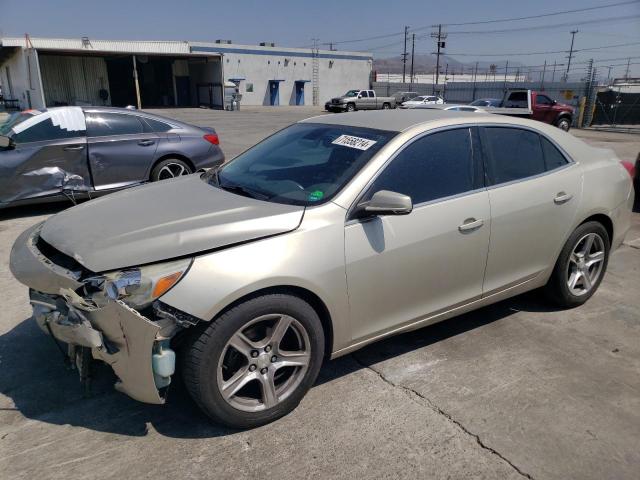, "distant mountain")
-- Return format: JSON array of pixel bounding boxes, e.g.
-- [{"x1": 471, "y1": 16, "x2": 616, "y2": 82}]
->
[{"x1": 373, "y1": 54, "x2": 522, "y2": 74}]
